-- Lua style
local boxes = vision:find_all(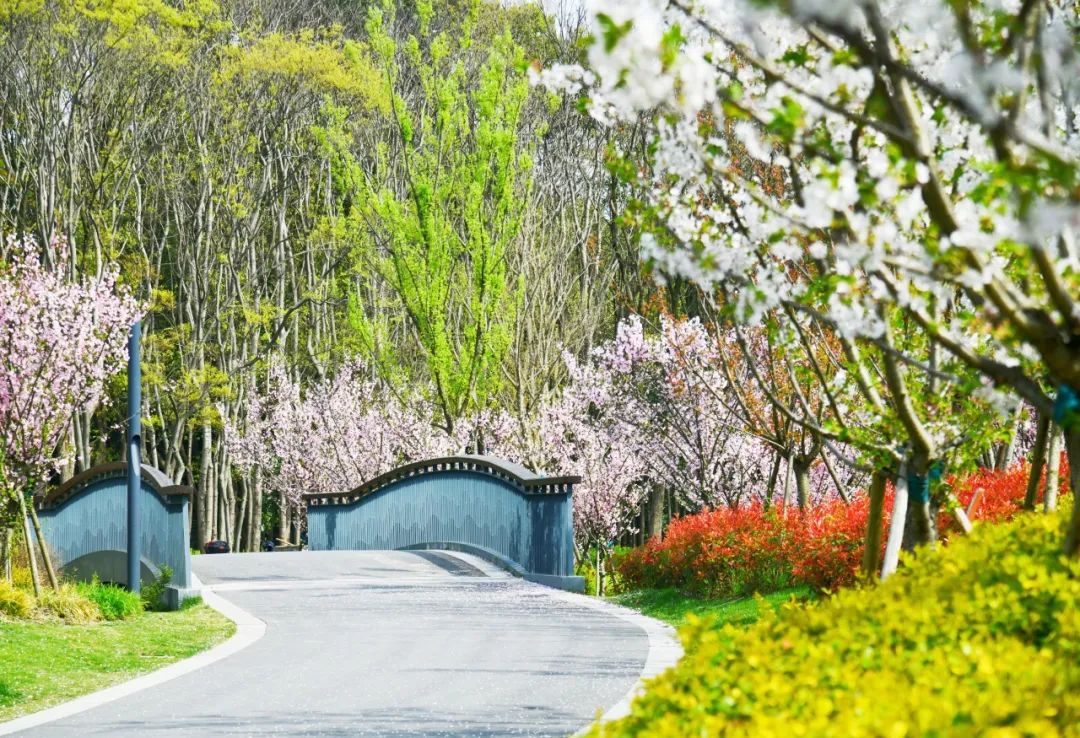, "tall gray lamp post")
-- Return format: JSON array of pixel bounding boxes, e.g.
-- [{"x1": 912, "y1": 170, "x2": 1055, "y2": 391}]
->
[{"x1": 127, "y1": 321, "x2": 142, "y2": 594}]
